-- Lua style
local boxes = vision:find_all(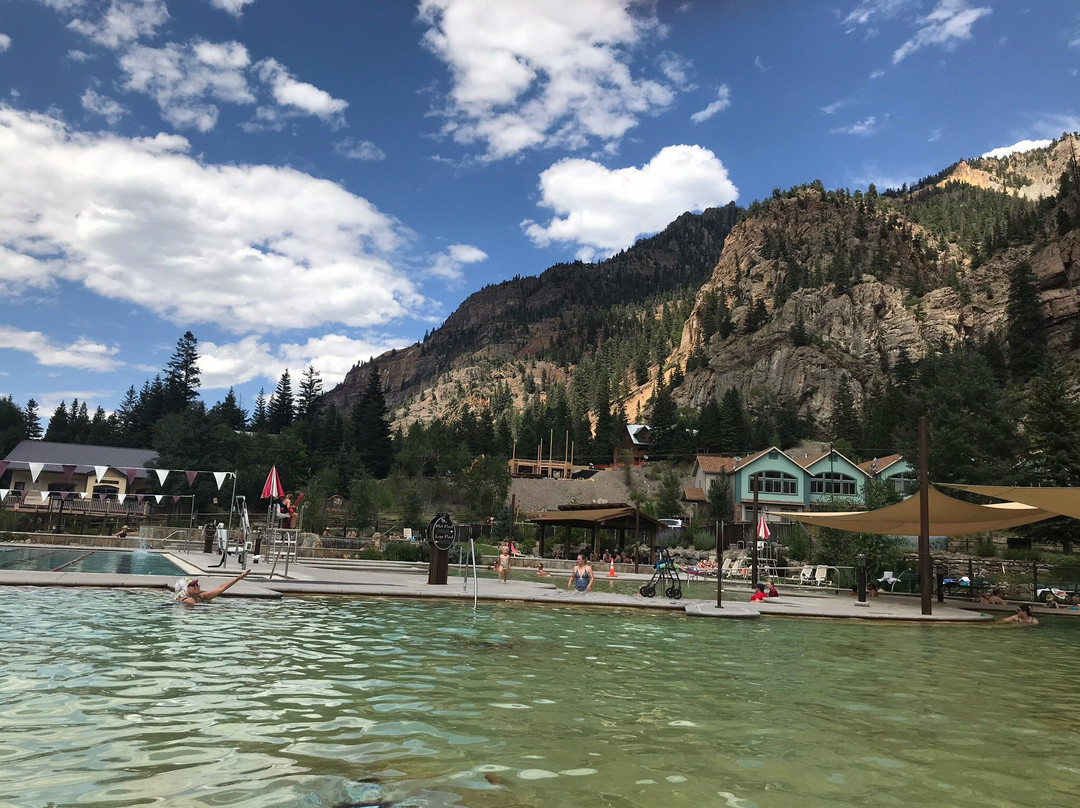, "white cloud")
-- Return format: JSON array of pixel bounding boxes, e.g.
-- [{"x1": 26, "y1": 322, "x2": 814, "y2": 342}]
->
[
  {"x1": 841, "y1": 0, "x2": 916, "y2": 29},
  {"x1": 0, "y1": 326, "x2": 121, "y2": 371},
  {"x1": 820, "y1": 98, "x2": 850, "y2": 115},
  {"x1": 753, "y1": 55, "x2": 768, "y2": 72},
  {"x1": 429, "y1": 243, "x2": 488, "y2": 282},
  {"x1": 334, "y1": 137, "x2": 386, "y2": 161},
  {"x1": 0, "y1": 34, "x2": 11, "y2": 52},
  {"x1": 928, "y1": 127, "x2": 942, "y2": 142},
  {"x1": 980, "y1": 139, "x2": 1052, "y2": 159},
  {"x1": 1025, "y1": 114, "x2": 1080, "y2": 140},
  {"x1": 418, "y1": 0, "x2": 676, "y2": 159},
  {"x1": 0, "y1": 106, "x2": 426, "y2": 334},
  {"x1": 831, "y1": 115, "x2": 878, "y2": 135},
  {"x1": 690, "y1": 84, "x2": 731, "y2": 123},
  {"x1": 68, "y1": 0, "x2": 170, "y2": 49},
  {"x1": 892, "y1": 0, "x2": 991, "y2": 64},
  {"x1": 119, "y1": 40, "x2": 255, "y2": 132},
  {"x1": 256, "y1": 58, "x2": 347, "y2": 120},
  {"x1": 81, "y1": 88, "x2": 127, "y2": 123},
  {"x1": 869, "y1": 69, "x2": 885, "y2": 79},
  {"x1": 200, "y1": 334, "x2": 405, "y2": 389},
  {"x1": 521, "y1": 144, "x2": 738, "y2": 258},
  {"x1": 209, "y1": 0, "x2": 257, "y2": 16},
  {"x1": 67, "y1": 49, "x2": 95, "y2": 62}
]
